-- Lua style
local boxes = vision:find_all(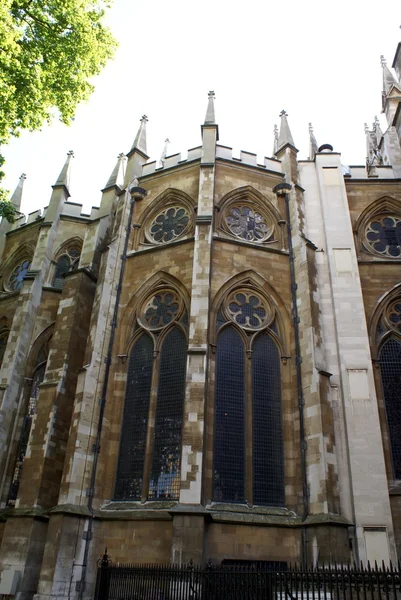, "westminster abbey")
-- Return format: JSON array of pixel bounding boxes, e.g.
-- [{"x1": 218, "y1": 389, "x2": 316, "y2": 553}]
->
[{"x1": 0, "y1": 39, "x2": 400, "y2": 600}]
